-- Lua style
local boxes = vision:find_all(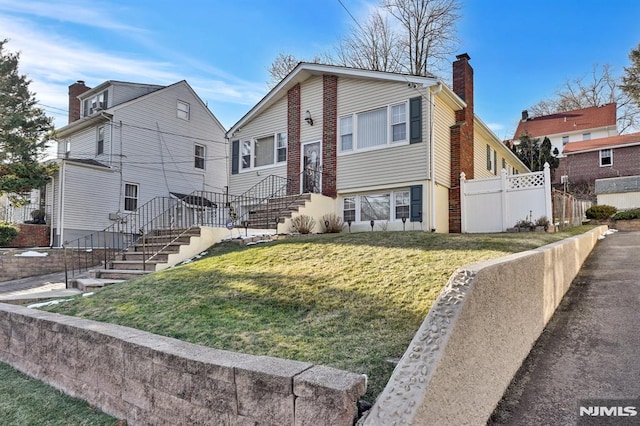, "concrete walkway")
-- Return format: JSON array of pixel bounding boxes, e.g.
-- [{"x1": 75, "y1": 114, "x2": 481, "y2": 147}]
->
[
  {"x1": 490, "y1": 230, "x2": 640, "y2": 425},
  {"x1": 0, "y1": 271, "x2": 83, "y2": 302}
]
